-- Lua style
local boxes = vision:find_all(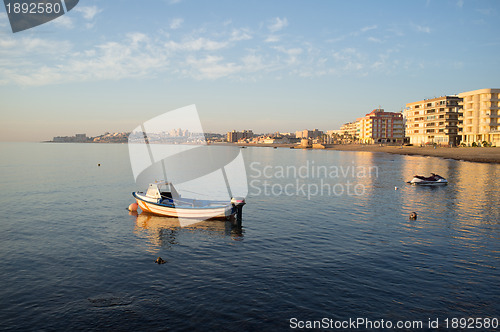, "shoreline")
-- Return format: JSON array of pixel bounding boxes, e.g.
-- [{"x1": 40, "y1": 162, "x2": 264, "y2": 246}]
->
[
  {"x1": 325, "y1": 145, "x2": 500, "y2": 164},
  {"x1": 39, "y1": 141, "x2": 500, "y2": 164},
  {"x1": 236, "y1": 143, "x2": 500, "y2": 164}
]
